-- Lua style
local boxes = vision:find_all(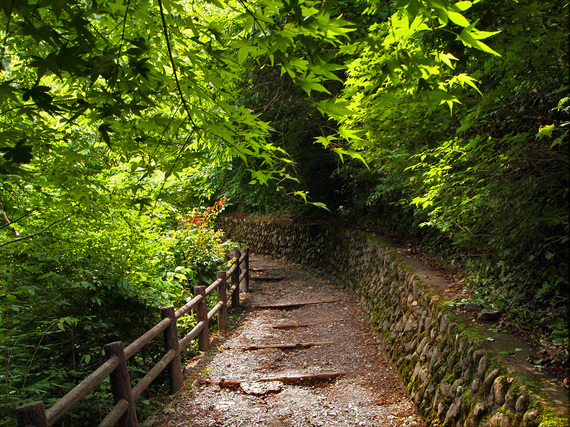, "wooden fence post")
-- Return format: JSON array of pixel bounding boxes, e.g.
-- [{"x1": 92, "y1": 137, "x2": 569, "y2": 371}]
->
[
  {"x1": 16, "y1": 401, "x2": 48, "y2": 427},
  {"x1": 243, "y1": 248, "x2": 250, "y2": 292},
  {"x1": 217, "y1": 271, "x2": 228, "y2": 332},
  {"x1": 104, "y1": 341, "x2": 138, "y2": 427},
  {"x1": 195, "y1": 286, "x2": 209, "y2": 351},
  {"x1": 160, "y1": 306, "x2": 183, "y2": 394},
  {"x1": 231, "y1": 247, "x2": 241, "y2": 308}
]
